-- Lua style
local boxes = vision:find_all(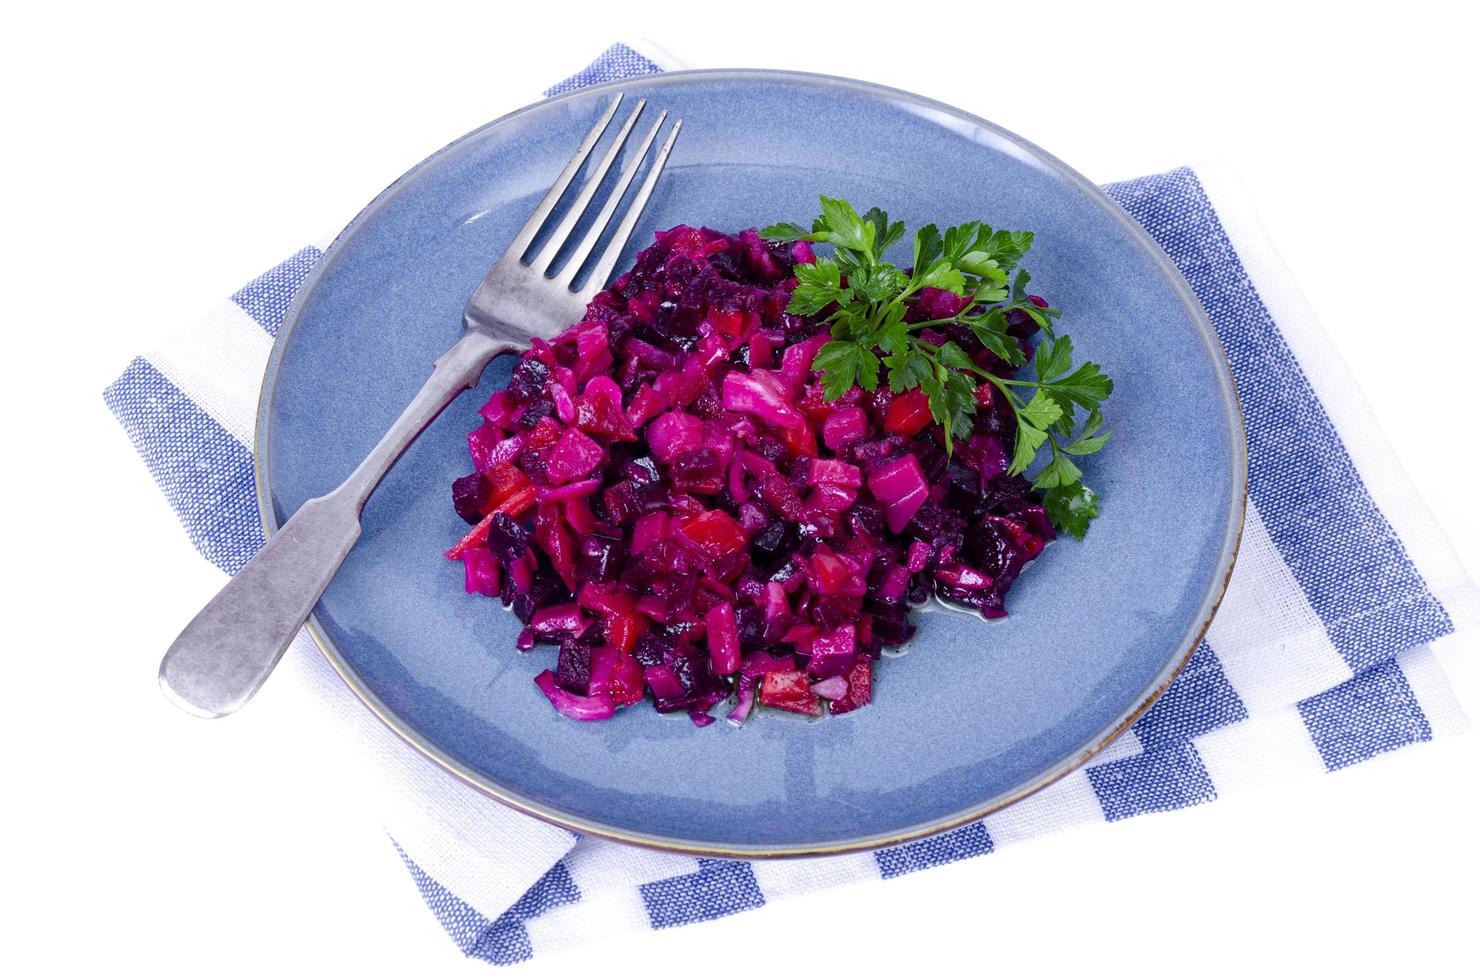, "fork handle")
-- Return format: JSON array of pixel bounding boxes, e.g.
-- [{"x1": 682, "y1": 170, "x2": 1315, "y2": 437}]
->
[{"x1": 159, "y1": 330, "x2": 511, "y2": 718}]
